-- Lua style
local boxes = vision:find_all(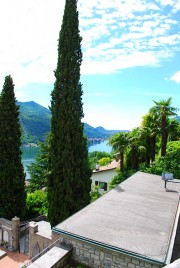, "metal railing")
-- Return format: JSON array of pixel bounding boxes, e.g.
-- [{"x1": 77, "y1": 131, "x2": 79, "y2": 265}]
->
[{"x1": 20, "y1": 238, "x2": 62, "y2": 267}]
